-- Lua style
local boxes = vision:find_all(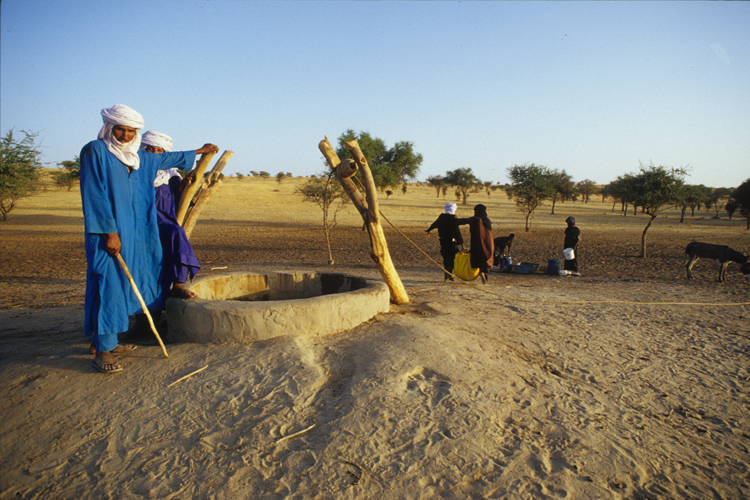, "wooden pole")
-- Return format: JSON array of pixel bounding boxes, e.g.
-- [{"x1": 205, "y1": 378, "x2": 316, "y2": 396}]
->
[
  {"x1": 176, "y1": 152, "x2": 216, "y2": 226},
  {"x1": 318, "y1": 136, "x2": 409, "y2": 304},
  {"x1": 183, "y1": 179, "x2": 222, "y2": 239},
  {"x1": 116, "y1": 253, "x2": 169, "y2": 358}
]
